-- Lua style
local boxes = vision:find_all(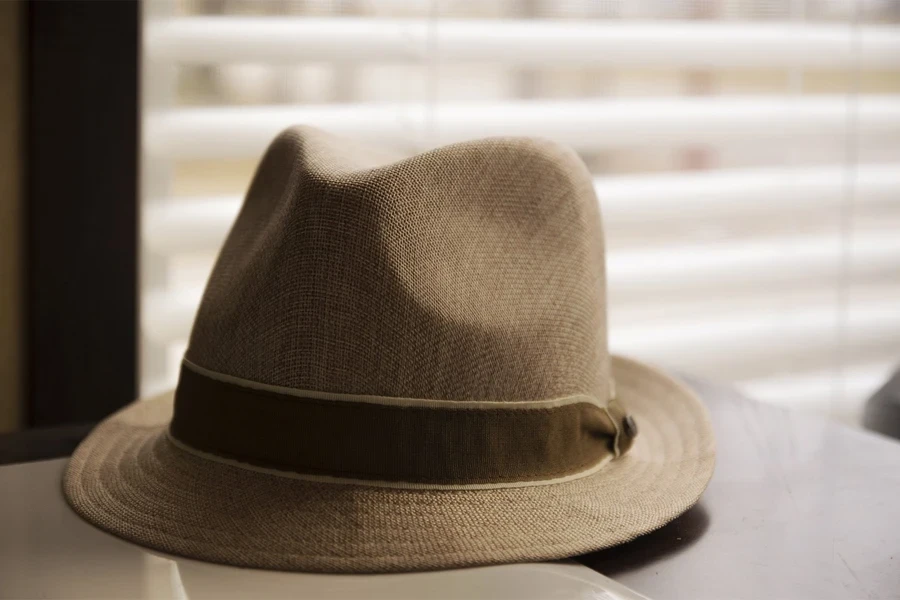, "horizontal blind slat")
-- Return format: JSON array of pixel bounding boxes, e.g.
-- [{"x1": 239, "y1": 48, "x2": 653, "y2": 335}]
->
[
  {"x1": 145, "y1": 96, "x2": 900, "y2": 159},
  {"x1": 607, "y1": 232, "x2": 900, "y2": 298},
  {"x1": 145, "y1": 18, "x2": 900, "y2": 69},
  {"x1": 609, "y1": 301, "x2": 900, "y2": 374},
  {"x1": 143, "y1": 164, "x2": 900, "y2": 254}
]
